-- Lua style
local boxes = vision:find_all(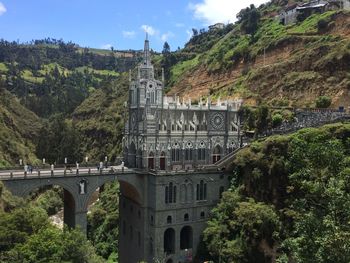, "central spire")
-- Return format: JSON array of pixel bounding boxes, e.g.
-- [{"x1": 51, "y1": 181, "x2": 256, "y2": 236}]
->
[{"x1": 143, "y1": 33, "x2": 151, "y2": 66}]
